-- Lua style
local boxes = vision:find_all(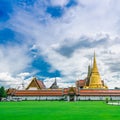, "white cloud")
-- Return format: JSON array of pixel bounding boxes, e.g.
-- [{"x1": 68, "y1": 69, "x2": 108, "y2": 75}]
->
[
  {"x1": 0, "y1": 72, "x2": 34, "y2": 90},
  {"x1": 2, "y1": 0, "x2": 120, "y2": 89},
  {"x1": 17, "y1": 72, "x2": 31, "y2": 79},
  {"x1": 44, "y1": 77, "x2": 74, "y2": 88},
  {"x1": 0, "y1": 45, "x2": 32, "y2": 74},
  {"x1": 0, "y1": 72, "x2": 22, "y2": 88},
  {"x1": 50, "y1": 0, "x2": 69, "y2": 7}
]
